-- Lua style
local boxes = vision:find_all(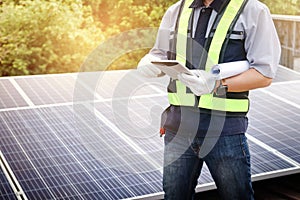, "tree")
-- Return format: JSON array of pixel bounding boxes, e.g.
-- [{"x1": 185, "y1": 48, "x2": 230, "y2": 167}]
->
[
  {"x1": 80, "y1": 0, "x2": 178, "y2": 71},
  {"x1": 0, "y1": 0, "x2": 104, "y2": 76},
  {"x1": 1, "y1": 0, "x2": 298, "y2": 76}
]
